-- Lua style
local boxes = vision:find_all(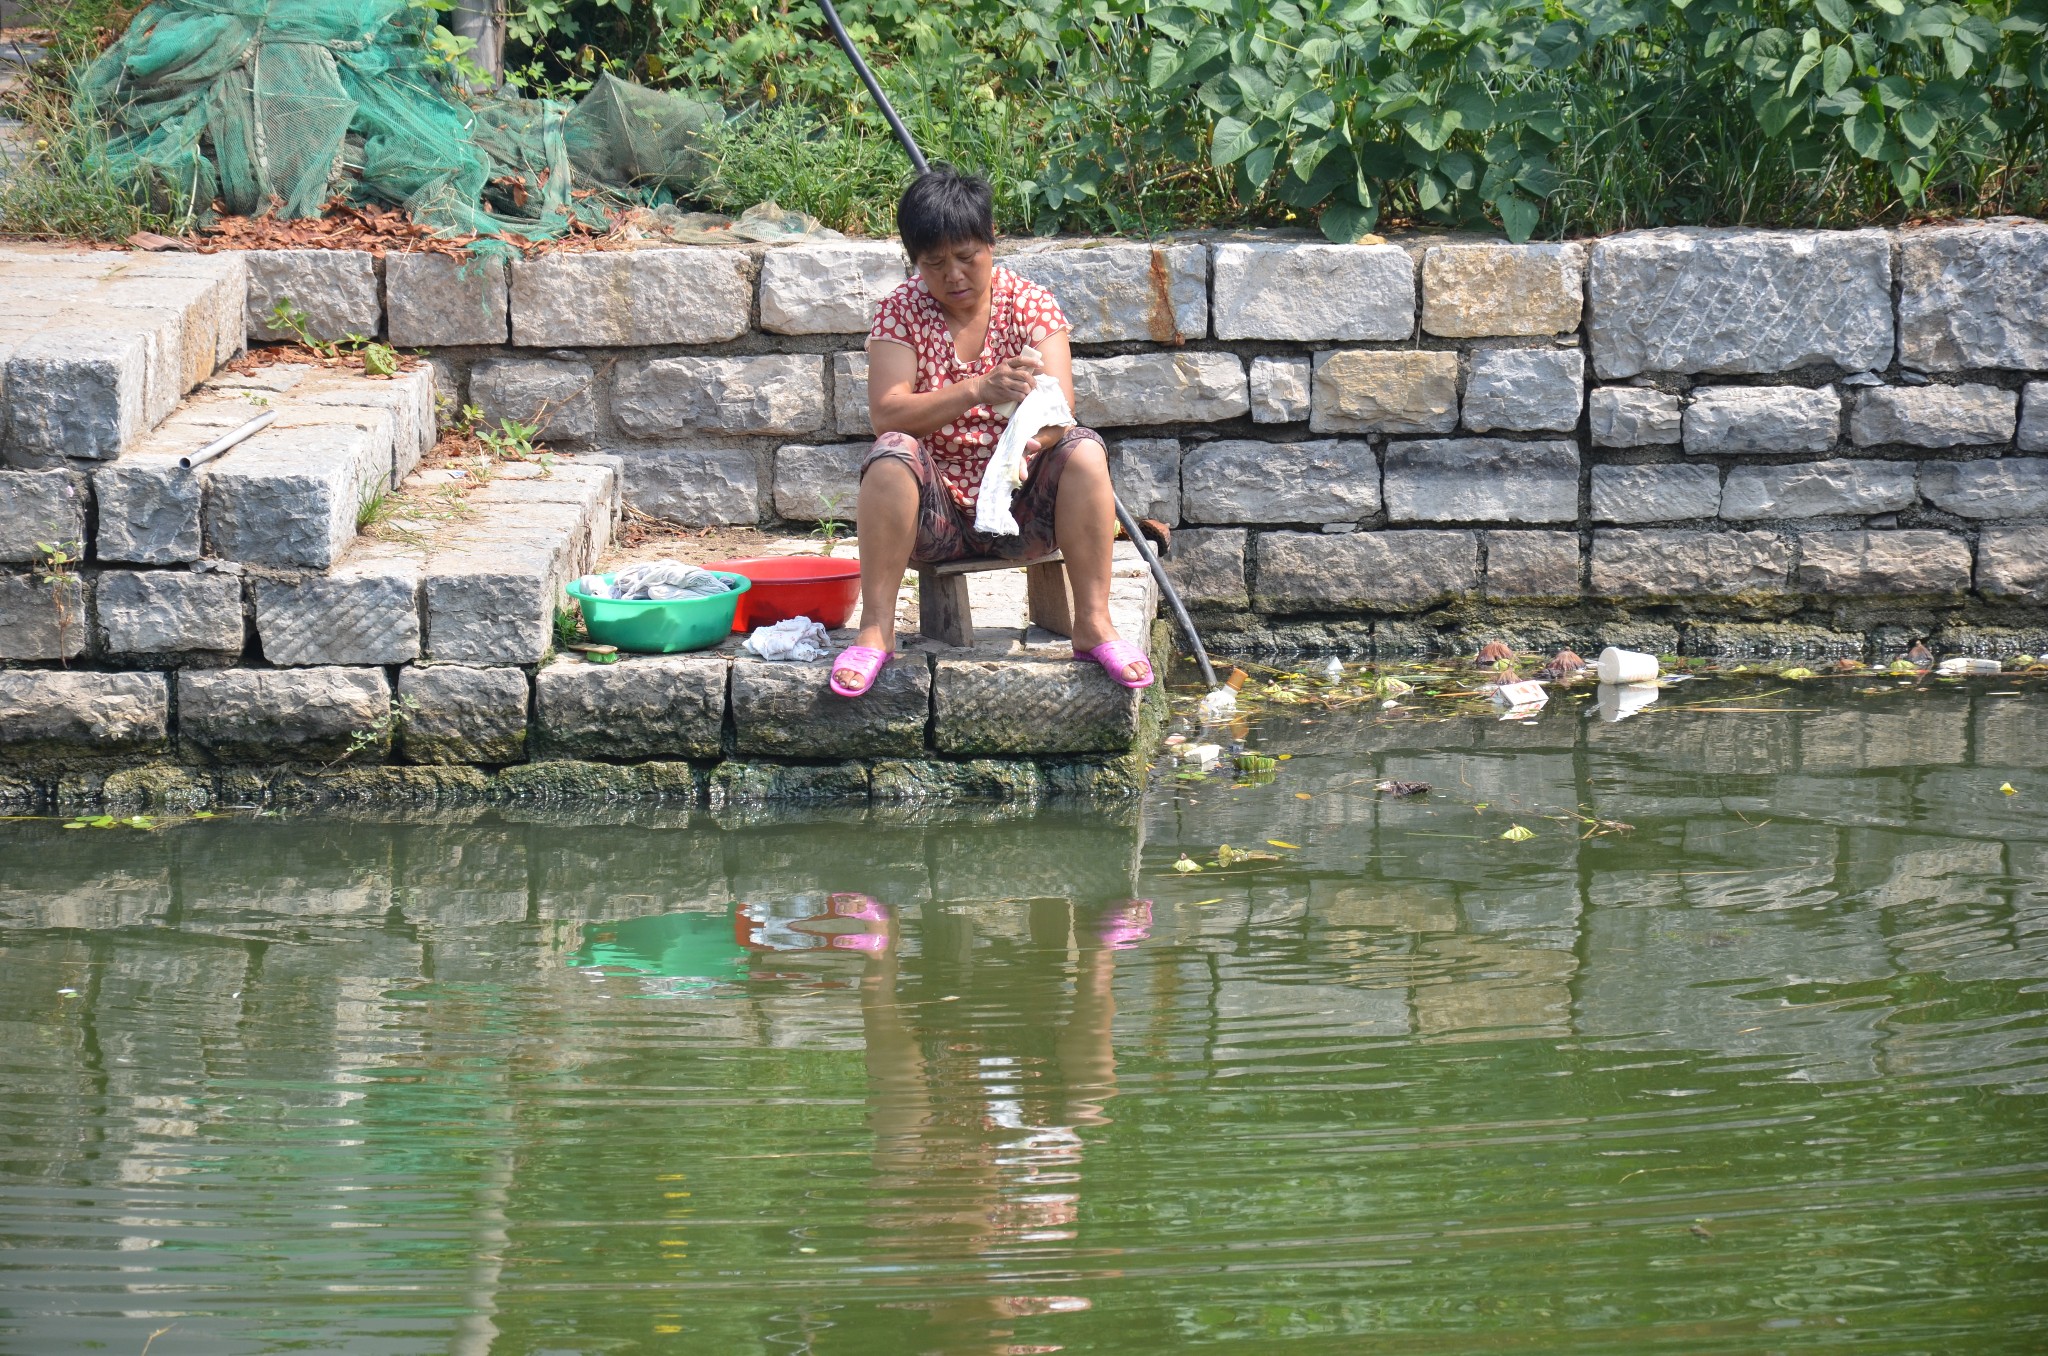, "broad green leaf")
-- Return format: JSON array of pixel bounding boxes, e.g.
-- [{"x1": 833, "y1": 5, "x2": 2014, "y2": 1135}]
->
[
  {"x1": 1298, "y1": 35, "x2": 1341, "y2": 65},
  {"x1": 1842, "y1": 109, "x2": 1887, "y2": 157},
  {"x1": 1513, "y1": 157, "x2": 1560, "y2": 197},
  {"x1": 1319, "y1": 190, "x2": 1379, "y2": 244},
  {"x1": 1294, "y1": 89, "x2": 1336, "y2": 129},
  {"x1": 1942, "y1": 36, "x2": 1971, "y2": 78},
  {"x1": 1397, "y1": 104, "x2": 1460, "y2": 152},
  {"x1": 1759, "y1": 89, "x2": 1807, "y2": 135},
  {"x1": 1444, "y1": 82, "x2": 1497, "y2": 129},
  {"x1": 1161, "y1": 29, "x2": 1229, "y2": 89},
  {"x1": 1820, "y1": 43, "x2": 1853, "y2": 94},
  {"x1": 1230, "y1": 62, "x2": 1277, "y2": 108},
  {"x1": 1440, "y1": 149, "x2": 1478, "y2": 190},
  {"x1": 1898, "y1": 102, "x2": 1941, "y2": 146},
  {"x1": 1890, "y1": 156, "x2": 1923, "y2": 199},
  {"x1": 1244, "y1": 142, "x2": 1279, "y2": 188},
  {"x1": 1815, "y1": 0, "x2": 1855, "y2": 30},
  {"x1": 1415, "y1": 168, "x2": 1448, "y2": 211},
  {"x1": 1209, "y1": 114, "x2": 1262, "y2": 167},
  {"x1": 1288, "y1": 129, "x2": 1343, "y2": 180},
  {"x1": 1496, "y1": 192, "x2": 1540, "y2": 243},
  {"x1": 1787, "y1": 49, "x2": 1821, "y2": 91},
  {"x1": 1869, "y1": 0, "x2": 1902, "y2": 12}
]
